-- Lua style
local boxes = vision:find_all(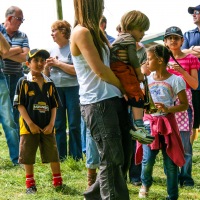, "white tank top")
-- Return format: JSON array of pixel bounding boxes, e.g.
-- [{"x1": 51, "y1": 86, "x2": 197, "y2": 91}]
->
[{"x1": 72, "y1": 45, "x2": 122, "y2": 104}]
